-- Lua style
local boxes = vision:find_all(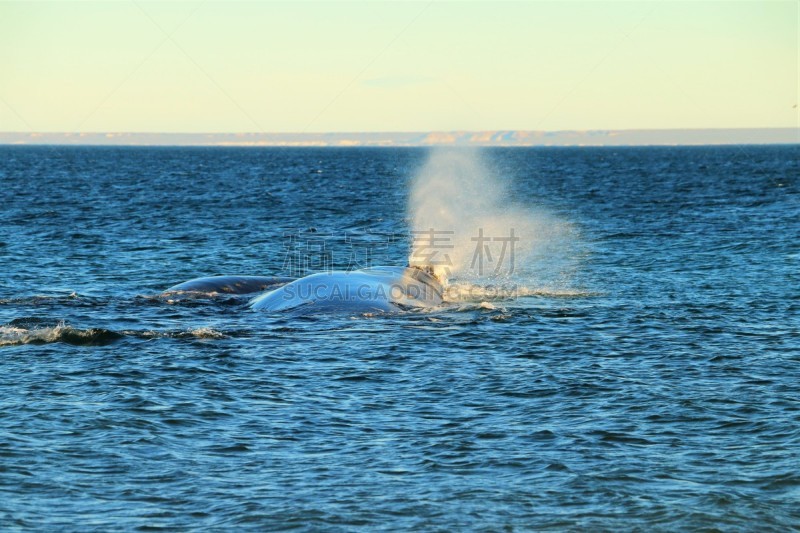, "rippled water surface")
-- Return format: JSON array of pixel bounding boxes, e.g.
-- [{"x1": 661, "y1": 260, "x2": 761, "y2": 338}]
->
[{"x1": 1, "y1": 145, "x2": 798, "y2": 530}]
